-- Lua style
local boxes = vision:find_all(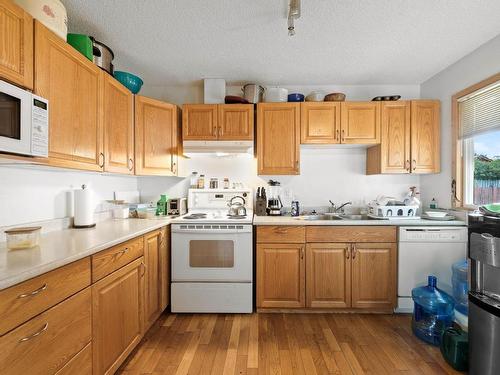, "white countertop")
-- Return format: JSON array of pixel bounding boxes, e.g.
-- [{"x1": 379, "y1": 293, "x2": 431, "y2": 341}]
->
[
  {"x1": 253, "y1": 215, "x2": 467, "y2": 226},
  {"x1": 0, "y1": 217, "x2": 174, "y2": 290}
]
